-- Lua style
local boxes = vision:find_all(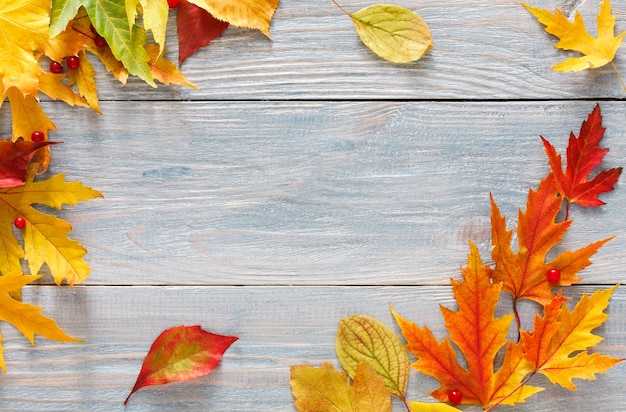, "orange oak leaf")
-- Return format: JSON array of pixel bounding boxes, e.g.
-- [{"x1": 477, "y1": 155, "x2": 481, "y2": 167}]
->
[
  {"x1": 124, "y1": 325, "x2": 238, "y2": 405},
  {"x1": 290, "y1": 361, "x2": 393, "y2": 412},
  {"x1": 0, "y1": 274, "x2": 82, "y2": 371},
  {"x1": 177, "y1": 0, "x2": 230, "y2": 64},
  {"x1": 542, "y1": 104, "x2": 622, "y2": 216},
  {"x1": 392, "y1": 243, "x2": 541, "y2": 409},
  {"x1": 521, "y1": 286, "x2": 623, "y2": 390},
  {"x1": 0, "y1": 163, "x2": 102, "y2": 283},
  {"x1": 0, "y1": 140, "x2": 57, "y2": 188},
  {"x1": 524, "y1": 0, "x2": 625, "y2": 72},
  {"x1": 490, "y1": 176, "x2": 611, "y2": 305}
]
